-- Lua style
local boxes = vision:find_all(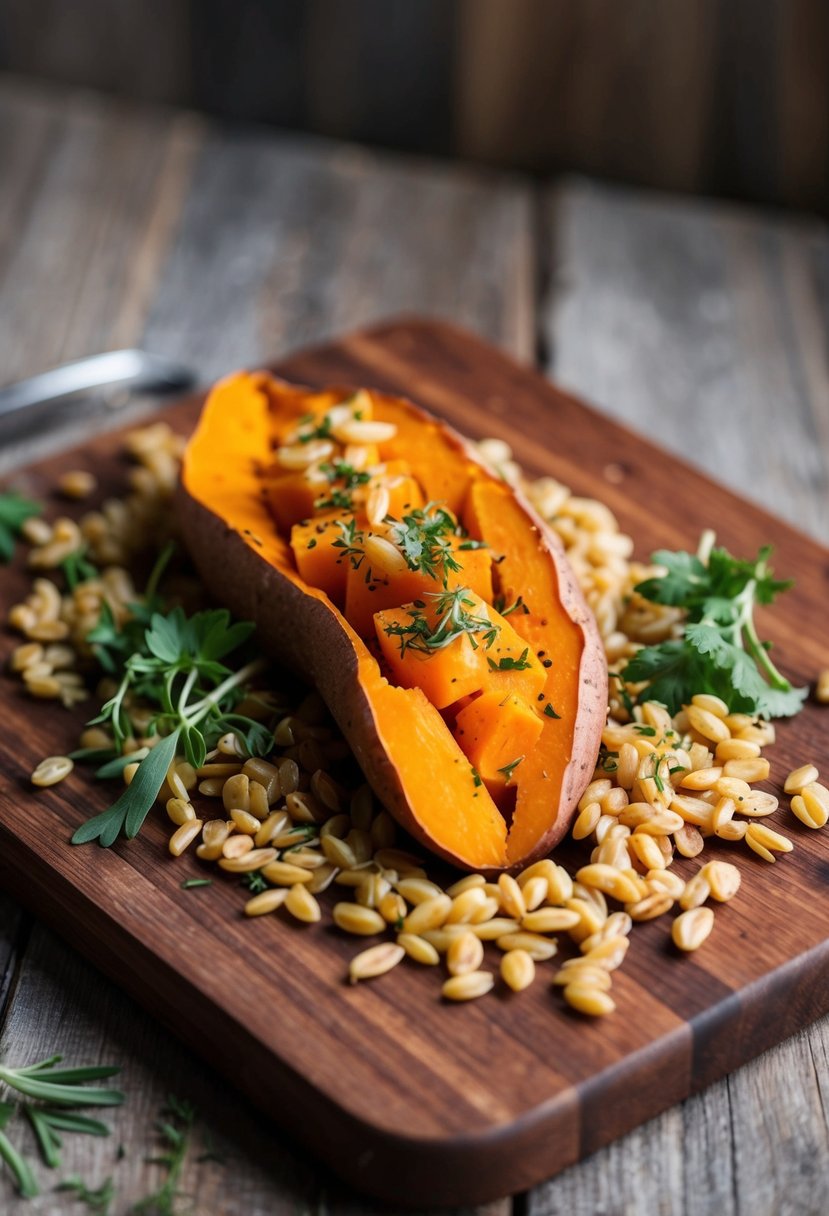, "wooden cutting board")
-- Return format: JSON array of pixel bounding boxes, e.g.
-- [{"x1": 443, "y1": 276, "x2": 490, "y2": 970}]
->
[{"x1": 1, "y1": 320, "x2": 828, "y2": 1208}]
